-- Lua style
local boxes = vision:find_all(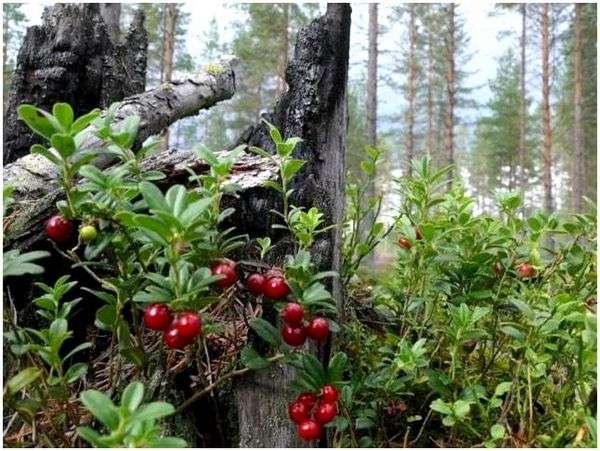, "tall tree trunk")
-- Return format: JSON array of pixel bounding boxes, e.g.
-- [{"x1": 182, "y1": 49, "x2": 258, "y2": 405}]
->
[
  {"x1": 233, "y1": 4, "x2": 351, "y2": 447},
  {"x1": 277, "y1": 3, "x2": 289, "y2": 95},
  {"x1": 160, "y1": 4, "x2": 178, "y2": 150},
  {"x1": 444, "y1": 4, "x2": 456, "y2": 182},
  {"x1": 541, "y1": 4, "x2": 554, "y2": 212},
  {"x1": 3, "y1": 4, "x2": 147, "y2": 164},
  {"x1": 365, "y1": 3, "x2": 378, "y2": 151},
  {"x1": 573, "y1": 3, "x2": 584, "y2": 212},
  {"x1": 406, "y1": 5, "x2": 417, "y2": 176},
  {"x1": 519, "y1": 4, "x2": 528, "y2": 199},
  {"x1": 100, "y1": 3, "x2": 121, "y2": 45},
  {"x1": 426, "y1": 30, "x2": 435, "y2": 161}
]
